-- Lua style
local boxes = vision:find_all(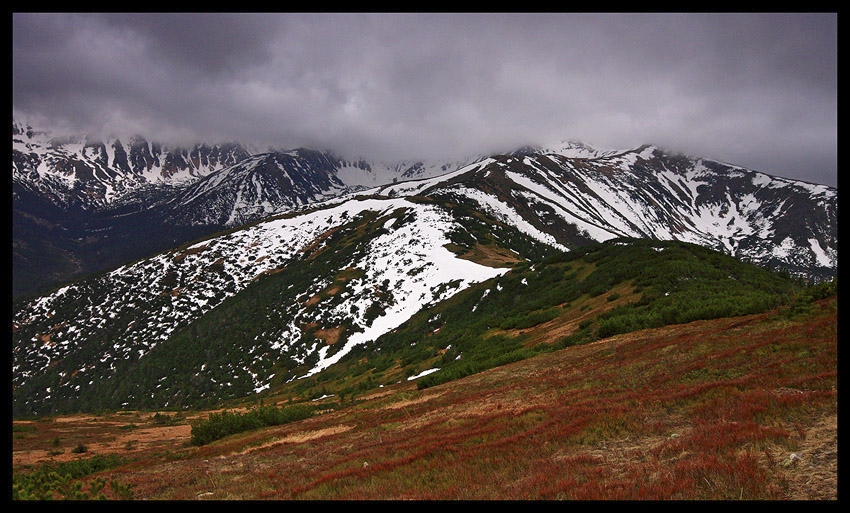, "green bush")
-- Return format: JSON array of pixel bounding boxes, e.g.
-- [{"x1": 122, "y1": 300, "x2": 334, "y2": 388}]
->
[
  {"x1": 189, "y1": 403, "x2": 315, "y2": 446},
  {"x1": 802, "y1": 278, "x2": 837, "y2": 302},
  {"x1": 150, "y1": 412, "x2": 183, "y2": 426},
  {"x1": 11, "y1": 454, "x2": 133, "y2": 500}
]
